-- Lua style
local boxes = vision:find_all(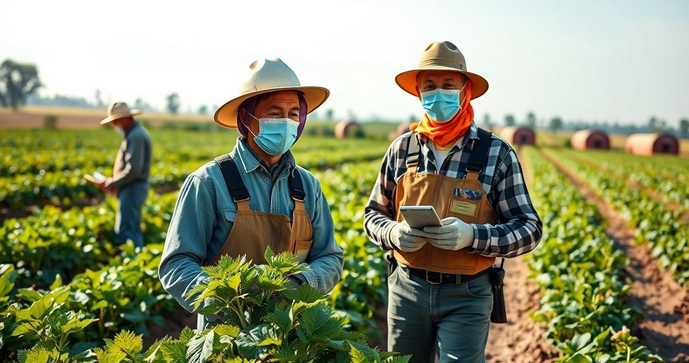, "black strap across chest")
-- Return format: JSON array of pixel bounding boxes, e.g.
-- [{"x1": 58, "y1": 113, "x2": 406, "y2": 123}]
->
[
  {"x1": 405, "y1": 128, "x2": 493, "y2": 174},
  {"x1": 213, "y1": 154, "x2": 305, "y2": 203}
]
